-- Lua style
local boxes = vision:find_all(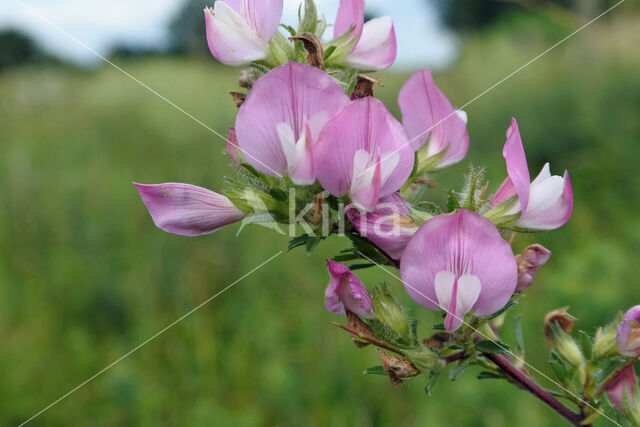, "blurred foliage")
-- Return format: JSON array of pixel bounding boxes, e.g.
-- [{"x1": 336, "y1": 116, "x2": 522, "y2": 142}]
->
[
  {"x1": 434, "y1": 0, "x2": 625, "y2": 32},
  {"x1": 1, "y1": 6, "x2": 639, "y2": 426},
  {"x1": 169, "y1": 0, "x2": 212, "y2": 56},
  {"x1": 0, "y1": 29, "x2": 62, "y2": 71}
]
